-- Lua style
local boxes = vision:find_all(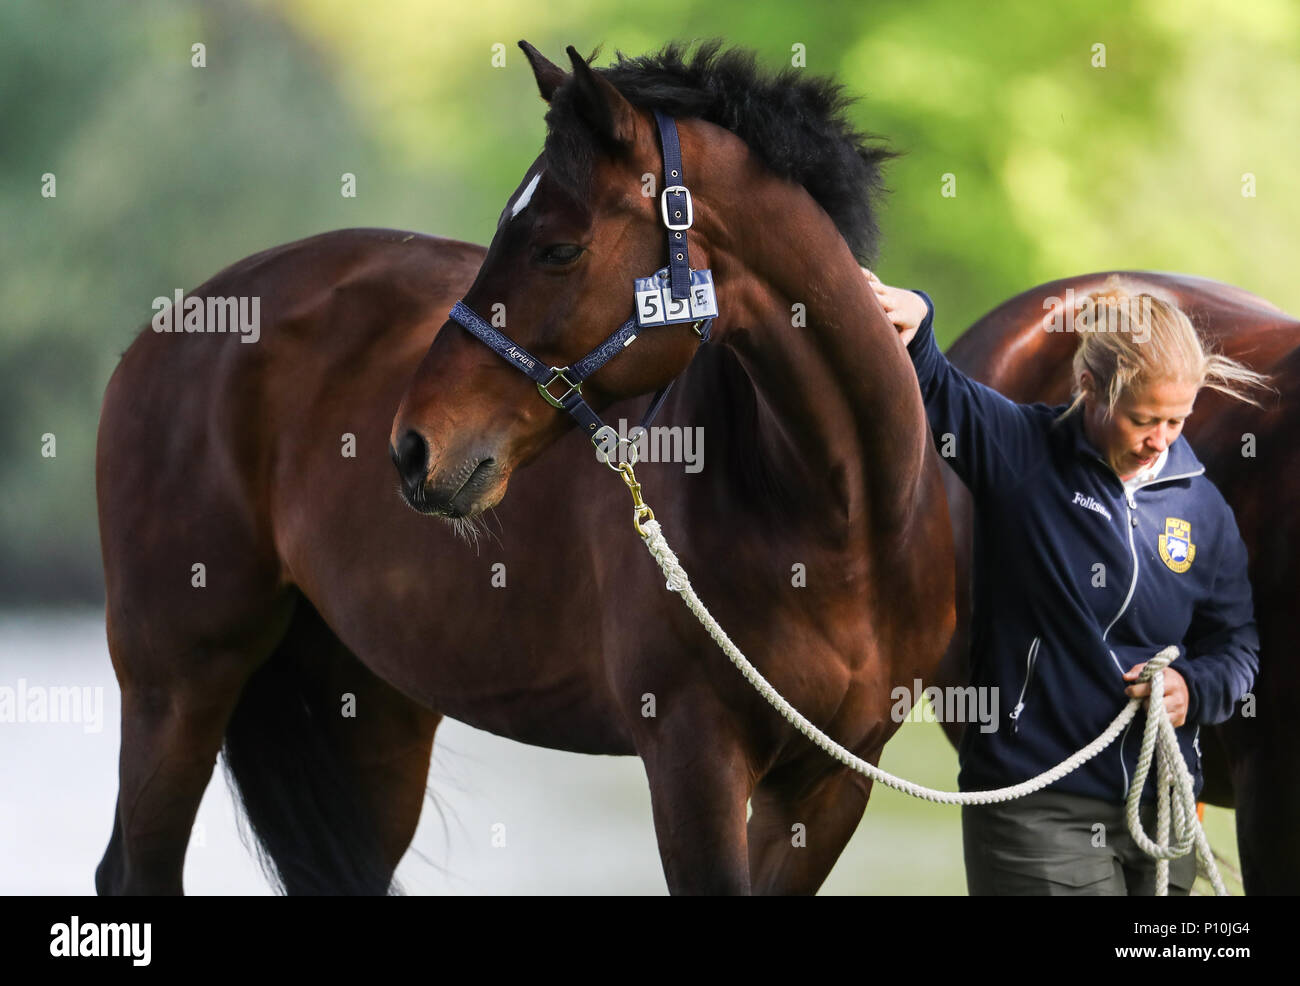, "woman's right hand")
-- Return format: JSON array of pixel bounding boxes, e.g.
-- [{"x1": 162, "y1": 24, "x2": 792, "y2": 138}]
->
[{"x1": 862, "y1": 266, "x2": 929, "y2": 346}]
